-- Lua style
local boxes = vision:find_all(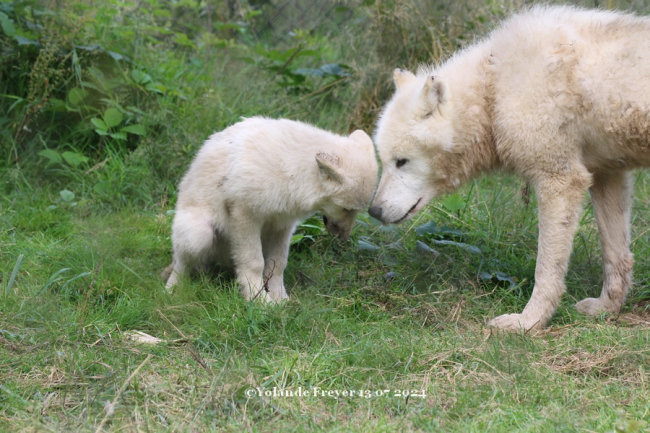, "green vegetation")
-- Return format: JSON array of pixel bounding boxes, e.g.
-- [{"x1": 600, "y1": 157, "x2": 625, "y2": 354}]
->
[{"x1": 1, "y1": 0, "x2": 649, "y2": 431}]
